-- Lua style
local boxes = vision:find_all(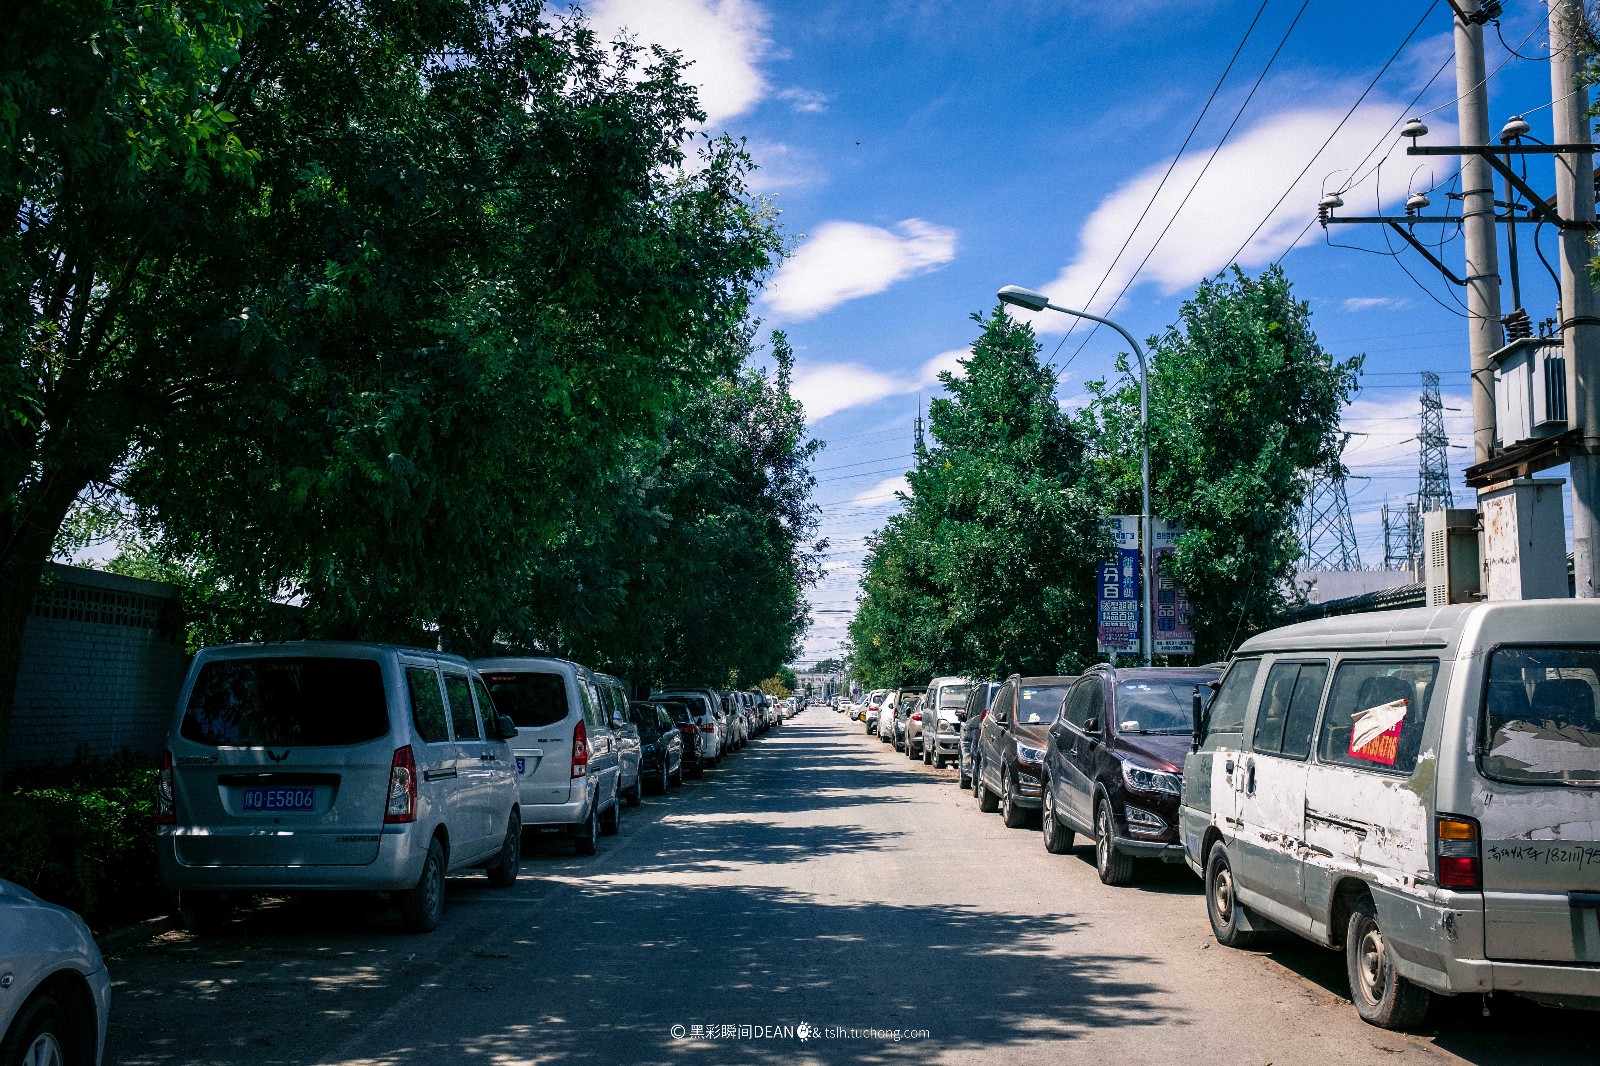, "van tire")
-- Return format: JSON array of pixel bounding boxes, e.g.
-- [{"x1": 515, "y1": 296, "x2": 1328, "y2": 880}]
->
[
  {"x1": 599, "y1": 795, "x2": 620, "y2": 836},
  {"x1": 399, "y1": 839, "x2": 447, "y2": 933},
  {"x1": 1094, "y1": 800, "x2": 1136, "y2": 885},
  {"x1": 625, "y1": 779, "x2": 643, "y2": 807},
  {"x1": 573, "y1": 810, "x2": 599, "y2": 856},
  {"x1": 1346, "y1": 897, "x2": 1432, "y2": 1030},
  {"x1": 1205, "y1": 844, "x2": 1258, "y2": 948},
  {"x1": 179, "y1": 891, "x2": 233, "y2": 935},
  {"x1": 485, "y1": 813, "x2": 521, "y2": 888}
]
